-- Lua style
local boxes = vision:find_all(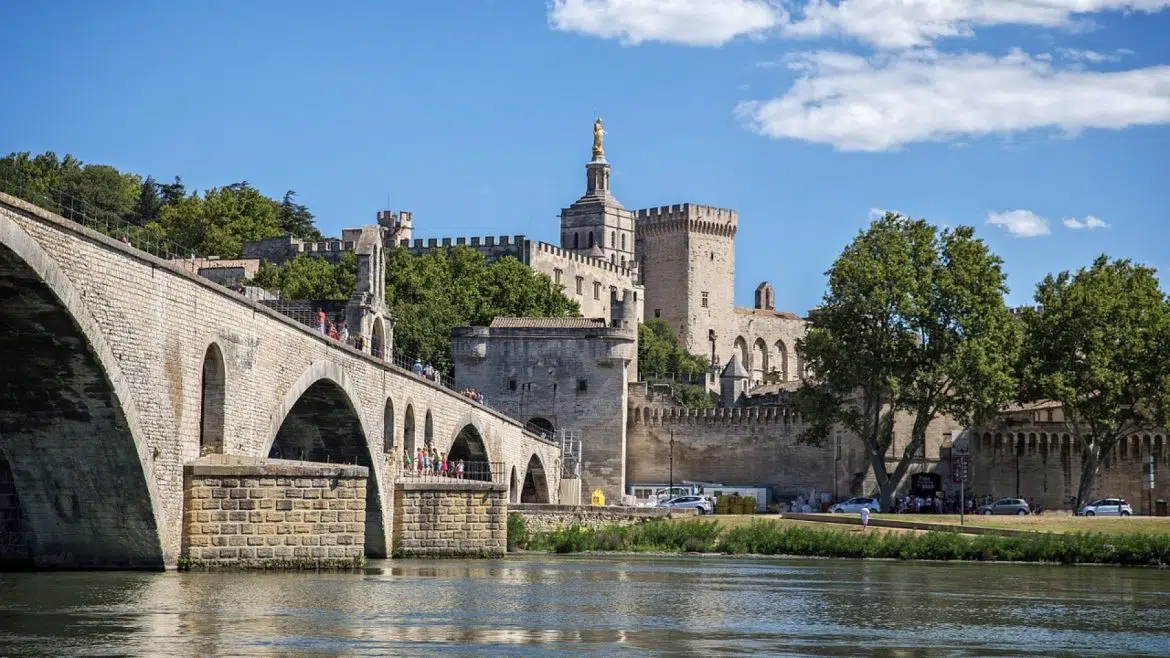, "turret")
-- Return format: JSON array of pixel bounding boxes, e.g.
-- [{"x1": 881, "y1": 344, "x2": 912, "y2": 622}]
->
[{"x1": 720, "y1": 354, "x2": 749, "y2": 408}]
